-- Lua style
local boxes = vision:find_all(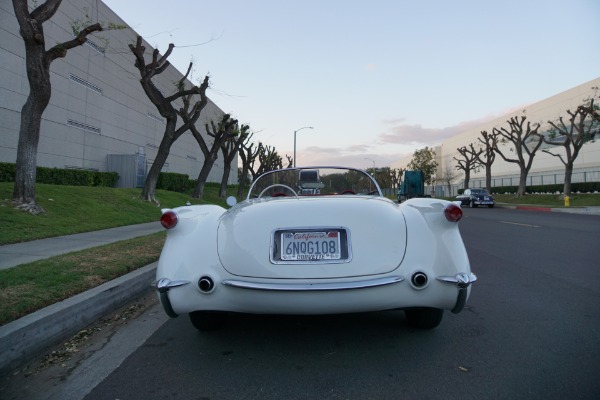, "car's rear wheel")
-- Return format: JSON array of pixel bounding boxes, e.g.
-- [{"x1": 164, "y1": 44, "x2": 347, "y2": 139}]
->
[
  {"x1": 189, "y1": 311, "x2": 228, "y2": 331},
  {"x1": 404, "y1": 308, "x2": 444, "y2": 329},
  {"x1": 470, "y1": 200, "x2": 477, "y2": 208}
]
